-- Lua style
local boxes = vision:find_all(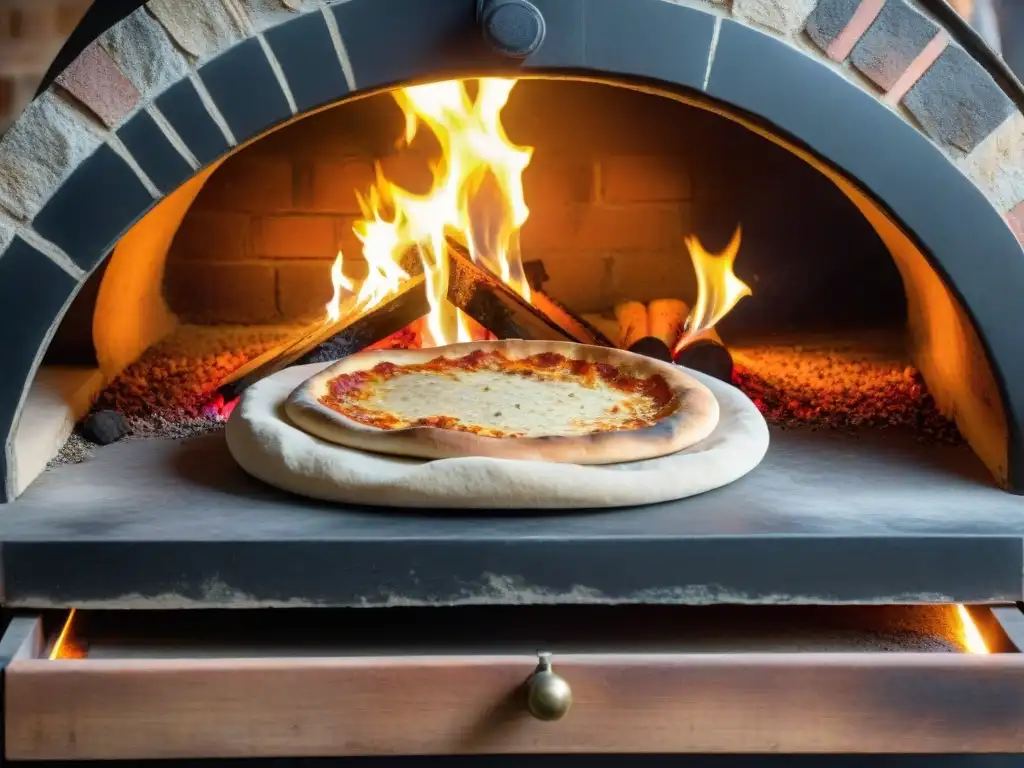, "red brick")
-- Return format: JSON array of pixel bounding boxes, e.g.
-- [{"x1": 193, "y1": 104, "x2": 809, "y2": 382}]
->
[
  {"x1": 378, "y1": 153, "x2": 433, "y2": 194},
  {"x1": 527, "y1": 250, "x2": 613, "y2": 314},
  {"x1": 57, "y1": 2, "x2": 90, "y2": 35},
  {"x1": 1007, "y1": 202, "x2": 1024, "y2": 245},
  {"x1": 522, "y1": 159, "x2": 593, "y2": 207},
  {"x1": 311, "y1": 159, "x2": 374, "y2": 213},
  {"x1": 276, "y1": 261, "x2": 336, "y2": 321},
  {"x1": 311, "y1": 154, "x2": 434, "y2": 213},
  {"x1": 198, "y1": 156, "x2": 293, "y2": 213},
  {"x1": 164, "y1": 261, "x2": 278, "y2": 324},
  {"x1": 56, "y1": 42, "x2": 140, "y2": 127},
  {"x1": 520, "y1": 204, "x2": 687, "y2": 251},
  {"x1": 334, "y1": 215, "x2": 363, "y2": 256},
  {"x1": 253, "y1": 215, "x2": 336, "y2": 258},
  {"x1": 169, "y1": 211, "x2": 251, "y2": 261},
  {"x1": 601, "y1": 156, "x2": 692, "y2": 203},
  {"x1": 610, "y1": 250, "x2": 698, "y2": 306}
]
